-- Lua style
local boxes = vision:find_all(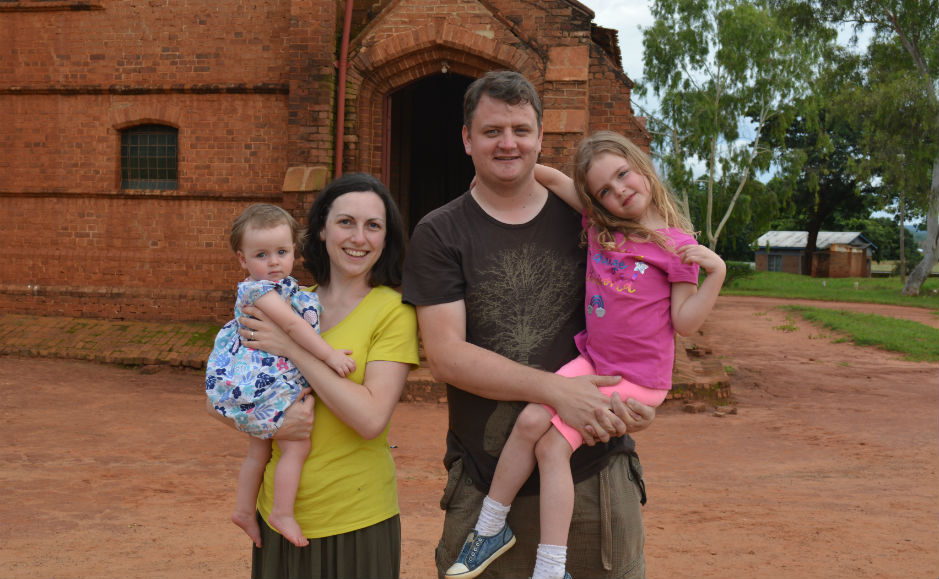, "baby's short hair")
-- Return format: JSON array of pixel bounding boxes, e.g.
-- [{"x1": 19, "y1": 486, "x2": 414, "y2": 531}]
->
[{"x1": 229, "y1": 204, "x2": 302, "y2": 253}]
